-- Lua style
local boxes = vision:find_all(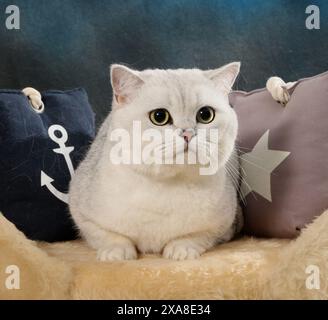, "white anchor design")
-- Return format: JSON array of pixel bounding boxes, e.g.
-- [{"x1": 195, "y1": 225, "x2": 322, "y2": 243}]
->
[{"x1": 41, "y1": 125, "x2": 75, "y2": 204}]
